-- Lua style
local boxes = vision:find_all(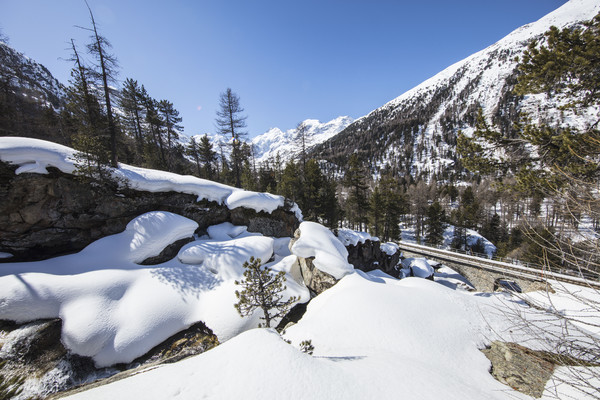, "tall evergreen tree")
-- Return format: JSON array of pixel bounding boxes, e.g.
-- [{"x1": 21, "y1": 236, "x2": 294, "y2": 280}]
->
[
  {"x1": 158, "y1": 99, "x2": 183, "y2": 171},
  {"x1": 425, "y1": 201, "x2": 446, "y2": 246},
  {"x1": 277, "y1": 160, "x2": 302, "y2": 205},
  {"x1": 369, "y1": 186, "x2": 385, "y2": 238},
  {"x1": 343, "y1": 153, "x2": 370, "y2": 231},
  {"x1": 120, "y1": 78, "x2": 146, "y2": 160},
  {"x1": 215, "y1": 88, "x2": 247, "y2": 188}
]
